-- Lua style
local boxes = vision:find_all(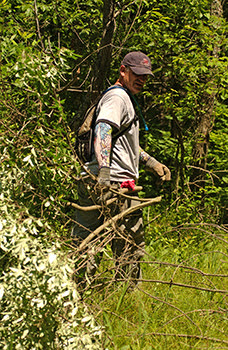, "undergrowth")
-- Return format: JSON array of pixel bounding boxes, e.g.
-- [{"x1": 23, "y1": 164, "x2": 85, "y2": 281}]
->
[{"x1": 84, "y1": 211, "x2": 228, "y2": 350}]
